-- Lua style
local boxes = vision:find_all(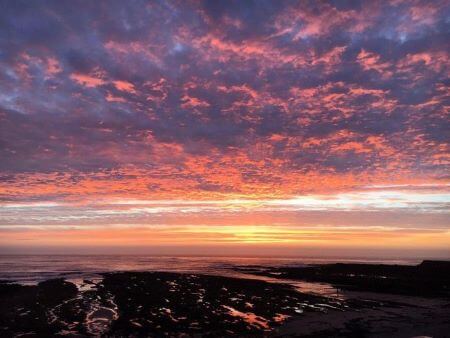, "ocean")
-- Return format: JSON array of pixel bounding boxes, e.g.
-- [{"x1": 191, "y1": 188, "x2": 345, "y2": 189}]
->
[
  {"x1": 1, "y1": 255, "x2": 447, "y2": 337},
  {"x1": 0, "y1": 254, "x2": 419, "y2": 285}
]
